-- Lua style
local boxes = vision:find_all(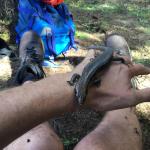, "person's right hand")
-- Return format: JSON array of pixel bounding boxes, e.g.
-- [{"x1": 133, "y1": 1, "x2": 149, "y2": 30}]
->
[{"x1": 85, "y1": 61, "x2": 150, "y2": 111}]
